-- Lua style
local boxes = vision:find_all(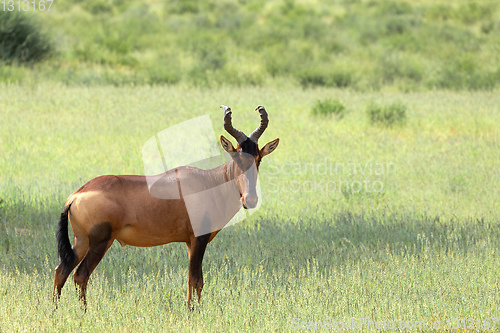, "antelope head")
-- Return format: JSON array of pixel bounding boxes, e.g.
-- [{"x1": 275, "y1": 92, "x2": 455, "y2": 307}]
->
[{"x1": 219, "y1": 105, "x2": 279, "y2": 209}]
